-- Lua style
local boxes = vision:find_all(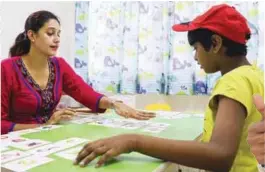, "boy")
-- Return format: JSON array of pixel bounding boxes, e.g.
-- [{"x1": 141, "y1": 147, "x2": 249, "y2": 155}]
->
[{"x1": 74, "y1": 4, "x2": 264, "y2": 172}]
